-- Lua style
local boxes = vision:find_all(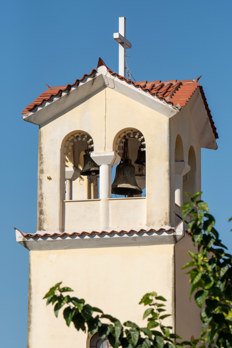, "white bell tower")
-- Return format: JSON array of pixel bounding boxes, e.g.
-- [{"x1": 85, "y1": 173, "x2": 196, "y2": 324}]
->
[{"x1": 16, "y1": 17, "x2": 218, "y2": 348}]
